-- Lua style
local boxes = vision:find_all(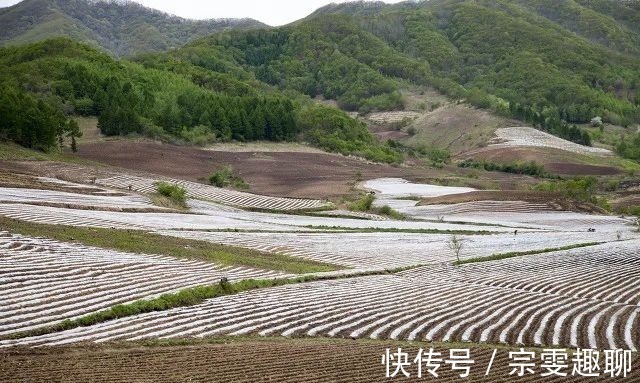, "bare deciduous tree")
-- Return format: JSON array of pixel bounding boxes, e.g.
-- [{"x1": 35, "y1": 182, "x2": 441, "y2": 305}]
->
[{"x1": 449, "y1": 235, "x2": 464, "y2": 264}]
